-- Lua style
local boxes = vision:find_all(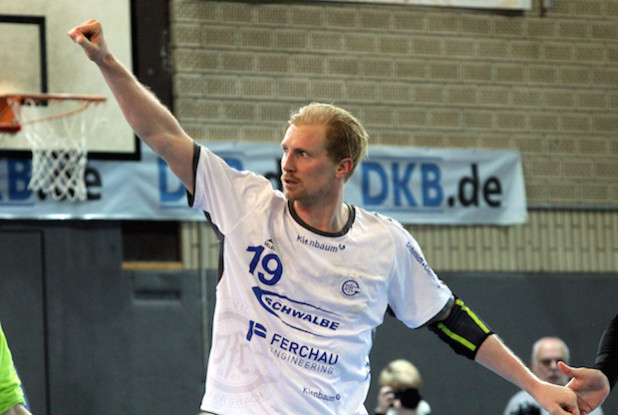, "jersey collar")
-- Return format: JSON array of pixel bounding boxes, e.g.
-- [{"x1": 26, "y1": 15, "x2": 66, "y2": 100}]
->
[{"x1": 287, "y1": 200, "x2": 355, "y2": 237}]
